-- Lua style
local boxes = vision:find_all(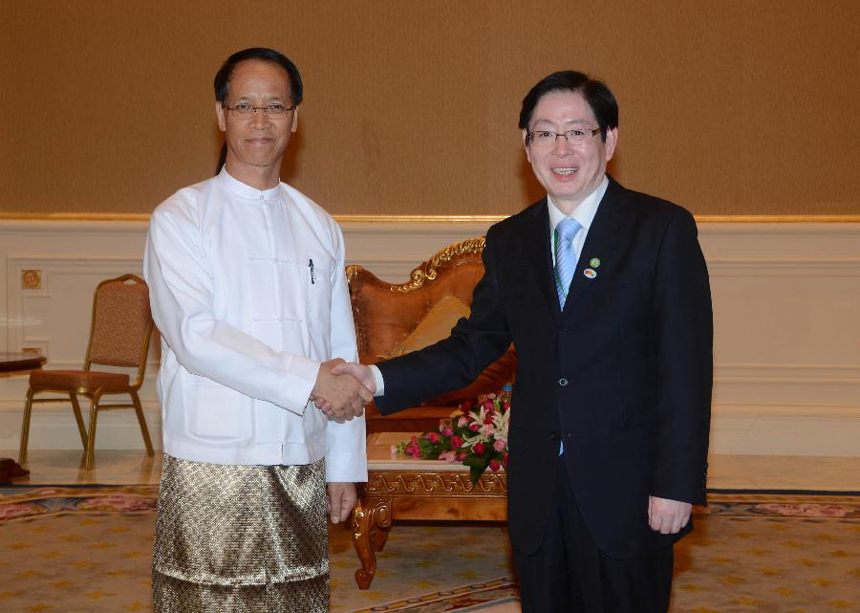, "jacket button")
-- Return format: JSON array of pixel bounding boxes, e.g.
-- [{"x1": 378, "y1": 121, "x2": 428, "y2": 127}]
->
[
  {"x1": 558, "y1": 378, "x2": 568, "y2": 387},
  {"x1": 550, "y1": 431, "x2": 560, "y2": 440}
]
